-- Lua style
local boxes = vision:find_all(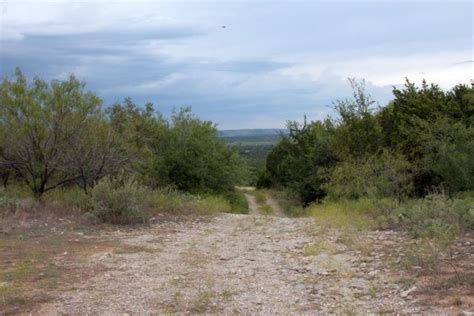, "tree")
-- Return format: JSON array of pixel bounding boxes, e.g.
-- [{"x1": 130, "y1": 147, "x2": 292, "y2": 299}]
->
[
  {"x1": 148, "y1": 108, "x2": 244, "y2": 193},
  {"x1": 261, "y1": 118, "x2": 336, "y2": 204},
  {"x1": 63, "y1": 118, "x2": 129, "y2": 192},
  {"x1": 330, "y1": 78, "x2": 382, "y2": 160},
  {"x1": 0, "y1": 69, "x2": 102, "y2": 197}
]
